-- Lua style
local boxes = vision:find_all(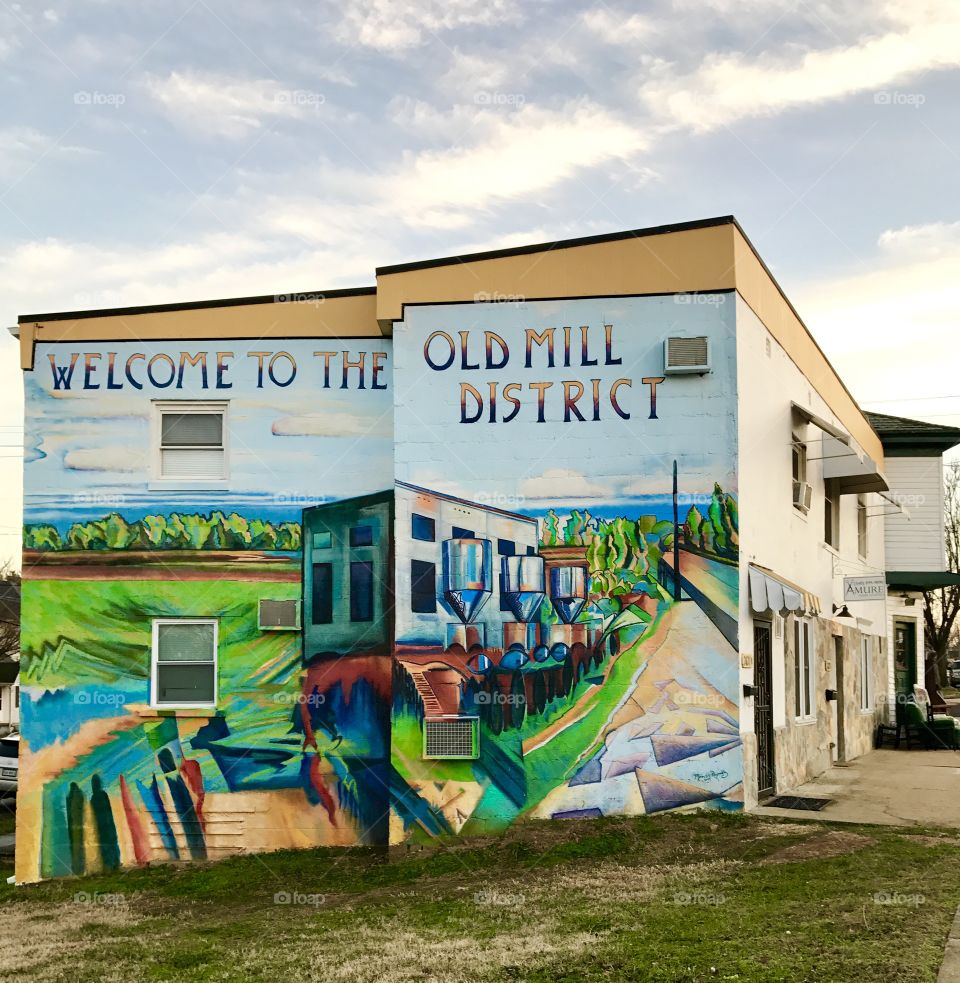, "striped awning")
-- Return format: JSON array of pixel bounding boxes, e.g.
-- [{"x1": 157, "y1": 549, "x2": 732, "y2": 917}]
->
[{"x1": 749, "y1": 564, "x2": 821, "y2": 617}]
